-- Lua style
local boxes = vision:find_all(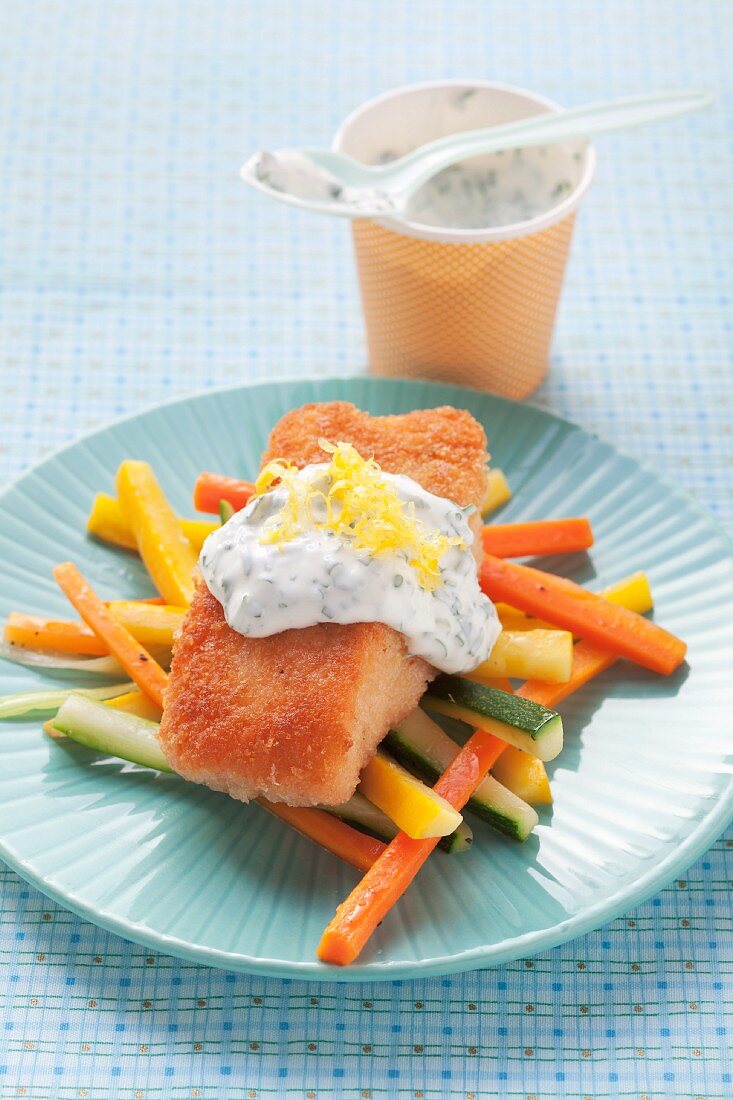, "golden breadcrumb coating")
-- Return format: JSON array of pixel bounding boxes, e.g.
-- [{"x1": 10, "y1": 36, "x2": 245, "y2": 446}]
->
[{"x1": 159, "y1": 401, "x2": 488, "y2": 806}]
